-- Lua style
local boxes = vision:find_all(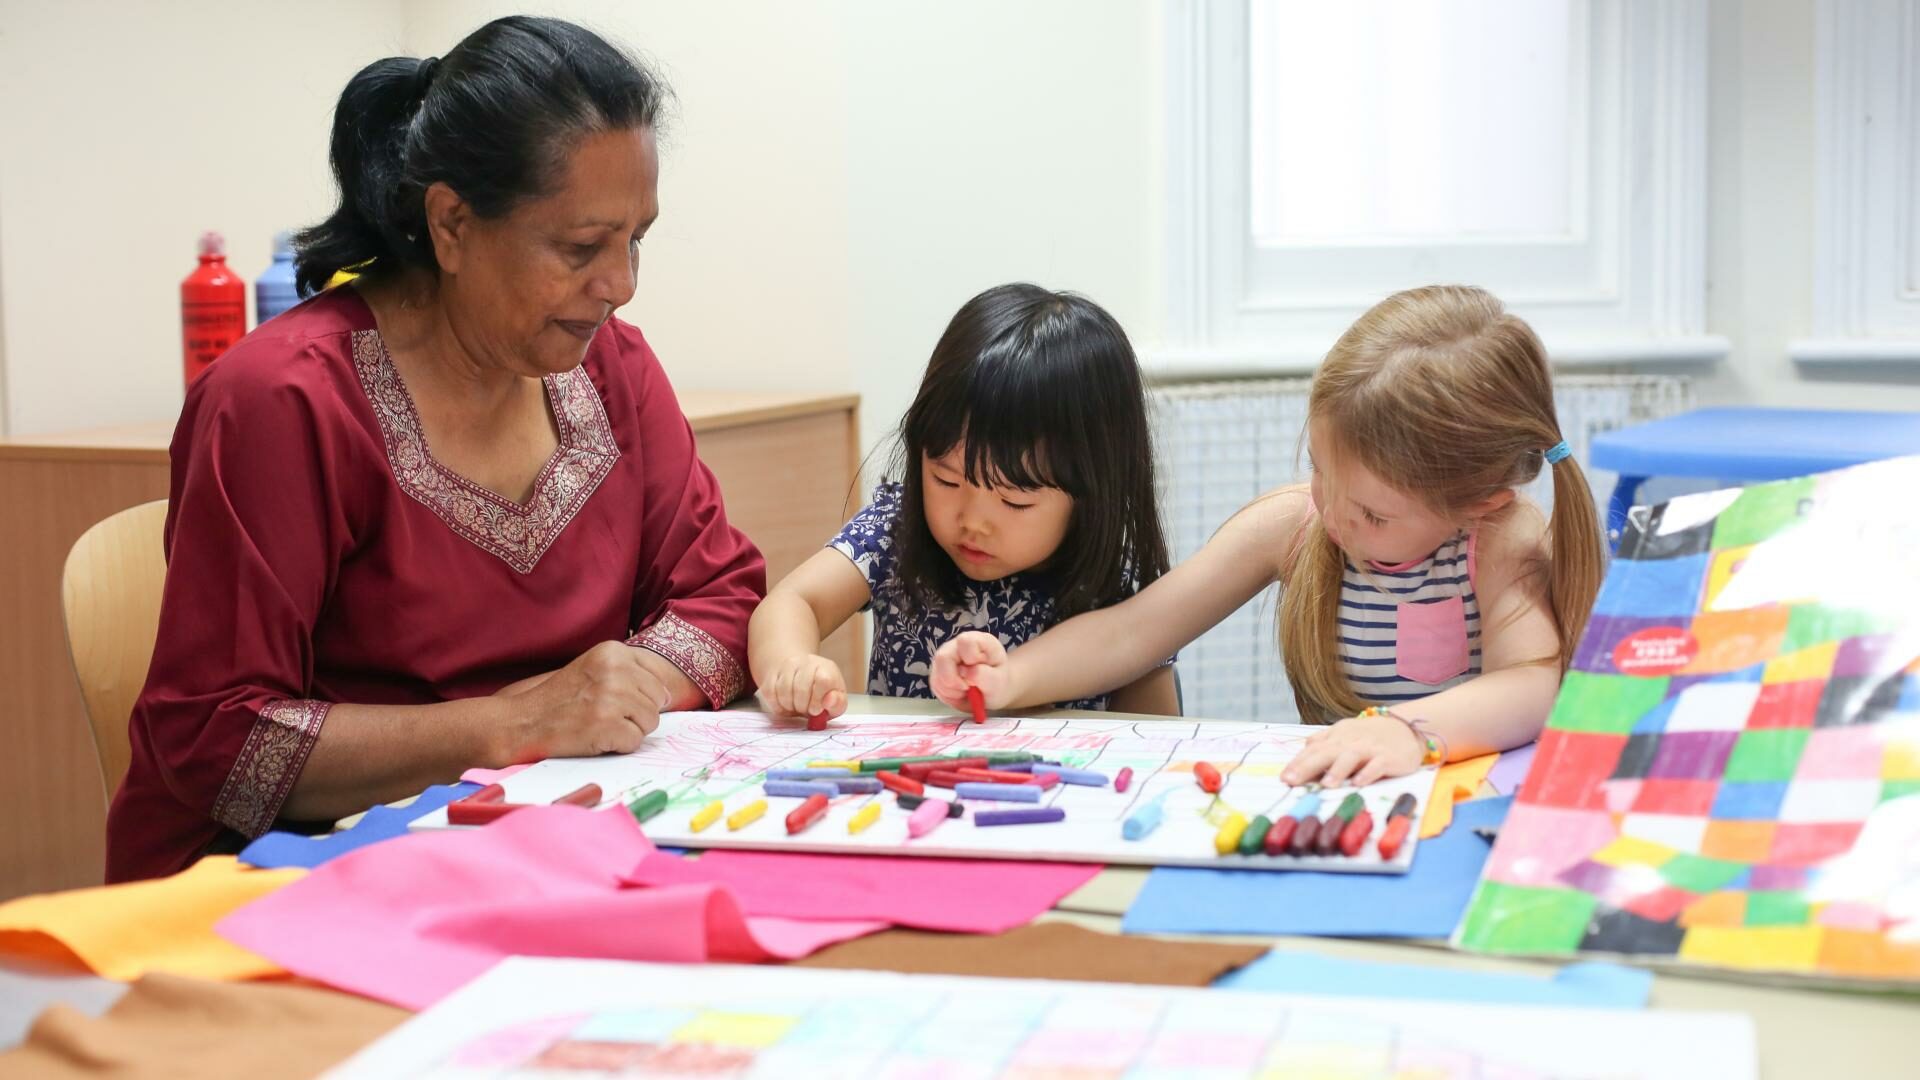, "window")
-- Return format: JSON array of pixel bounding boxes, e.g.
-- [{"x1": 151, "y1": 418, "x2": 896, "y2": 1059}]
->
[
  {"x1": 1793, "y1": 0, "x2": 1920, "y2": 366},
  {"x1": 1160, "y1": 0, "x2": 1722, "y2": 375}
]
